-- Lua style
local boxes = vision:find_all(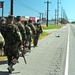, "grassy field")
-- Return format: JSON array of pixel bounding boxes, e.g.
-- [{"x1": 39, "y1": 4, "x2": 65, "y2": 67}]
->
[
  {"x1": 39, "y1": 24, "x2": 62, "y2": 39},
  {"x1": 39, "y1": 32, "x2": 49, "y2": 39},
  {"x1": 42, "y1": 24, "x2": 62, "y2": 30},
  {"x1": 0, "y1": 56, "x2": 7, "y2": 61},
  {"x1": 0, "y1": 50, "x2": 7, "y2": 61}
]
